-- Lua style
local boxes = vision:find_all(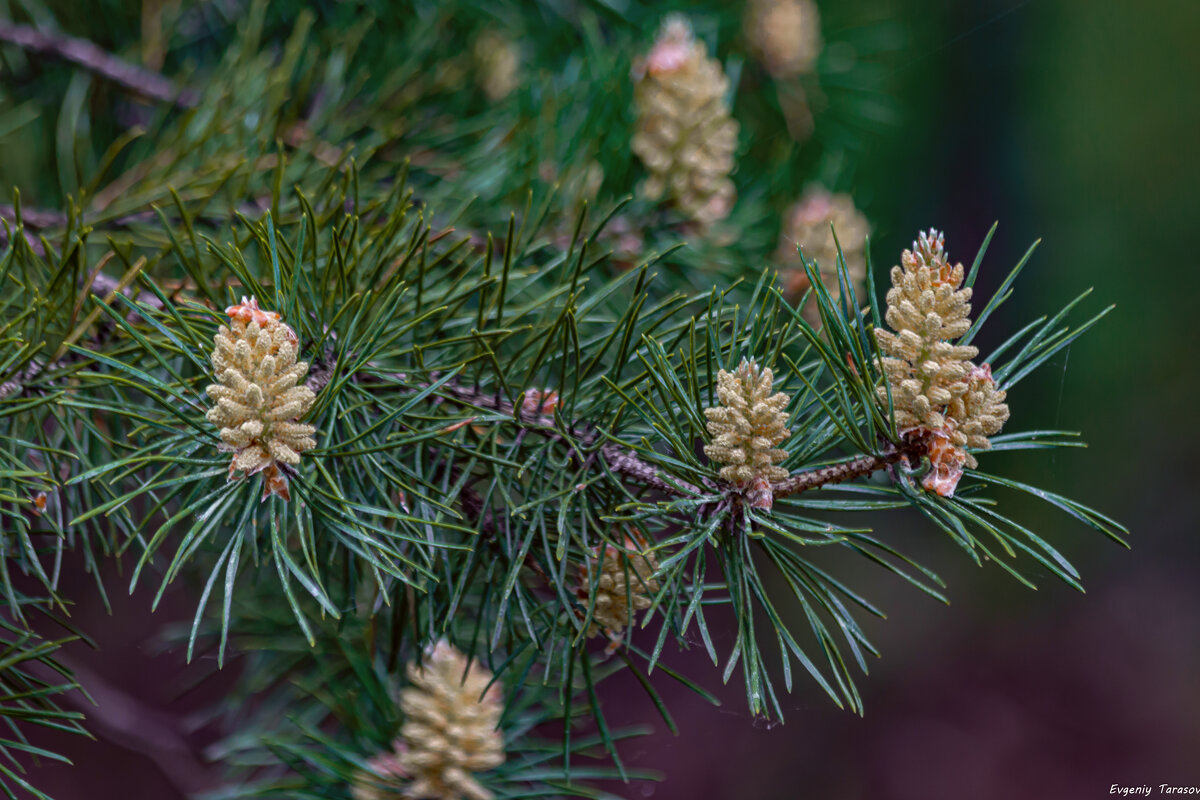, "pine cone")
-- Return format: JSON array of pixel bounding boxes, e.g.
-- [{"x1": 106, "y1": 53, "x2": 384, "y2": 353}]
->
[
  {"x1": 945, "y1": 362, "x2": 1010, "y2": 467},
  {"x1": 205, "y1": 297, "x2": 316, "y2": 502},
  {"x1": 745, "y1": 0, "x2": 822, "y2": 79},
  {"x1": 703, "y1": 359, "x2": 791, "y2": 488},
  {"x1": 875, "y1": 232, "x2": 1009, "y2": 496},
  {"x1": 577, "y1": 535, "x2": 659, "y2": 640},
  {"x1": 399, "y1": 641, "x2": 504, "y2": 800},
  {"x1": 874, "y1": 230, "x2": 978, "y2": 432},
  {"x1": 775, "y1": 187, "x2": 870, "y2": 319},
  {"x1": 632, "y1": 15, "x2": 739, "y2": 226}
]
